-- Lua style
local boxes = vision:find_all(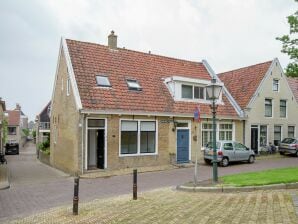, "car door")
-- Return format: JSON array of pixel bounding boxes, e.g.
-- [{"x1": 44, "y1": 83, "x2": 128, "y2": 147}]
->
[
  {"x1": 234, "y1": 142, "x2": 249, "y2": 161},
  {"x1": 223, "y1": 142, "x2": 235, "y2": 161}
]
